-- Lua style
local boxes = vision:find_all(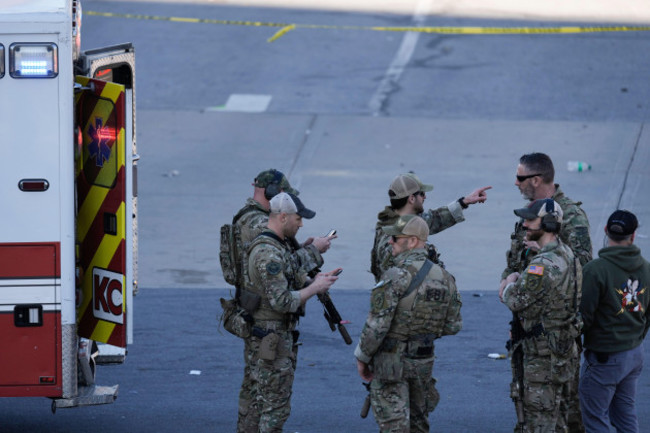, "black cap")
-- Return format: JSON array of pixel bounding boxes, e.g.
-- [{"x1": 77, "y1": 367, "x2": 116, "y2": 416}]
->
[{"x1": 607, "y1": 210, "x2": 638, "y2": 236}]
